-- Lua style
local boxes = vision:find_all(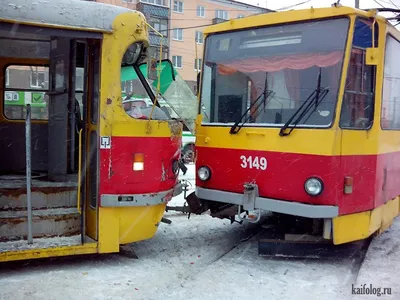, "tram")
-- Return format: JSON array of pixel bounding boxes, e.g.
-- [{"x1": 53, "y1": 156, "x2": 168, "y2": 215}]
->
[
  {"x1": 0, "y1": 0, "x2": 186, "y2": 262},
  {"x1": 186, "y1": 5, "x2": 400, "y2": 248}
]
